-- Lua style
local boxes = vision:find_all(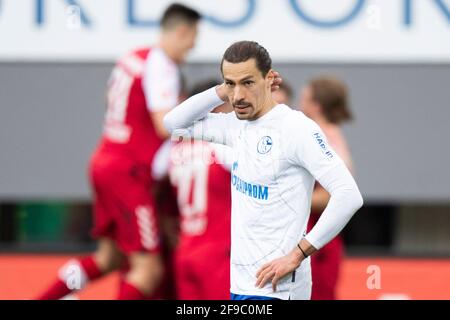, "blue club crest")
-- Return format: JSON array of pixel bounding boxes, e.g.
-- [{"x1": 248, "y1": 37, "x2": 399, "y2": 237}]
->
[{"x1": 257, "y1": 136, "x2": 273, "y2": 154}]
